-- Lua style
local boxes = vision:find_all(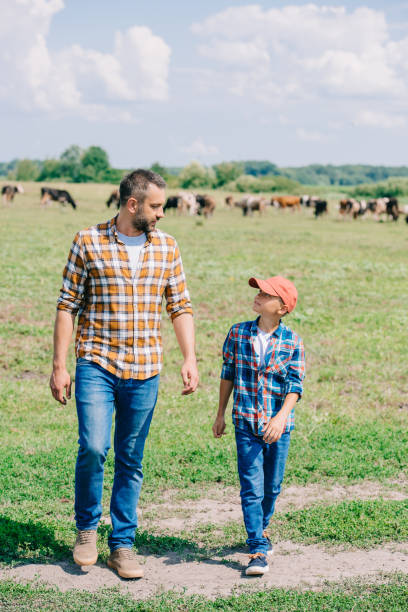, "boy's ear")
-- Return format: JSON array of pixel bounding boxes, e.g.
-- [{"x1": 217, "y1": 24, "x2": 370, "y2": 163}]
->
[{"x1": 279, "y1": 304, "x2": 289, "y2": 316}]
